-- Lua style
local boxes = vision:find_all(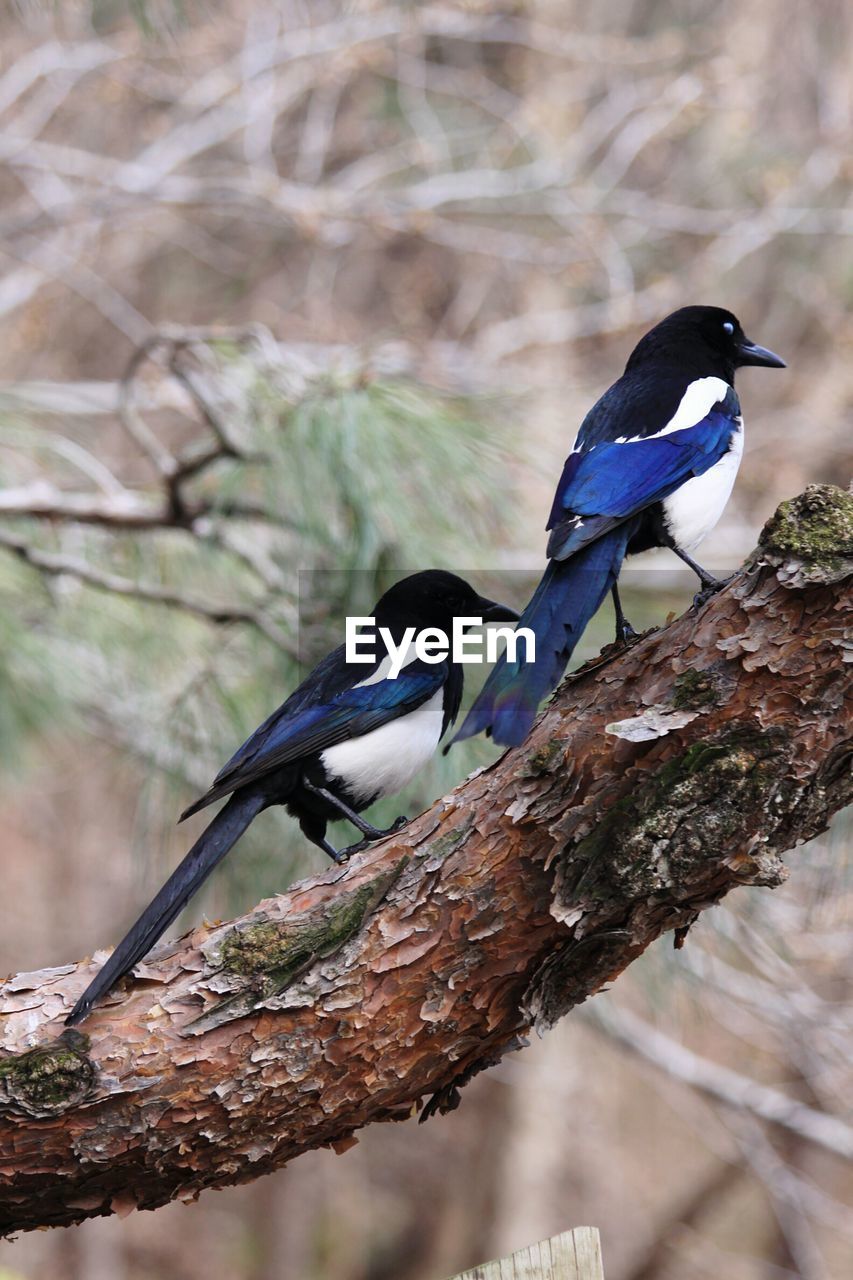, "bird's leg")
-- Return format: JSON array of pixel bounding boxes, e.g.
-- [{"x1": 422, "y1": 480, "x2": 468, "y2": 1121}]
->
[
  {"x1": 302, "y1": 779, "x2": 408, "y2": 843},
  {"x1": 668, "y1": 544, "x2": 733, "y2": 608},
  {"x1": 298, "y1": 813, "x2": 347, "y2": 864},
  {"x1": 611, "y1": 582, "x2": 638, "y2": 646}
]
